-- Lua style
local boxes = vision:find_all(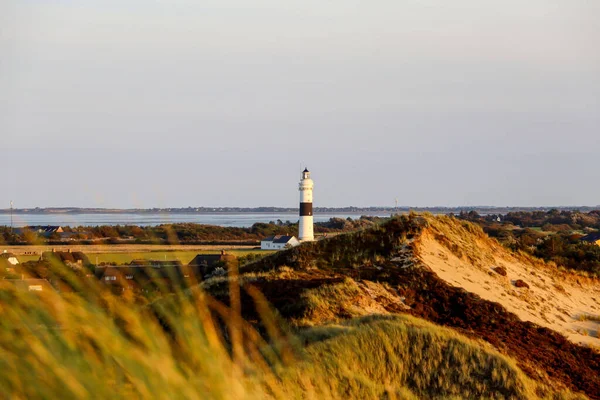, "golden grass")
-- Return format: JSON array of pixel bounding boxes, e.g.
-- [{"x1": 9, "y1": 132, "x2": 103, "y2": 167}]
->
[
  {"x1": 577, "y1": 314, "x2": 600, "y2": 323},
  {"x1": 285, "y1": 315, "x2": 586, "y2": 399},
  {"x1": 0, "y1": 224, "x2": 590, "y2": 399},
  {"x1": 1, "y1": 269, "x2": 588, "y2": 400},
  {"x1": 0, "y1": 274, "x2": 265, "y2": 399},
  {"x1": 2, "y1": 279, "x2": 584, "y2": 399},
  {"x1": 293, "y1": 278, "x2": 408, "y2": 327}
]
